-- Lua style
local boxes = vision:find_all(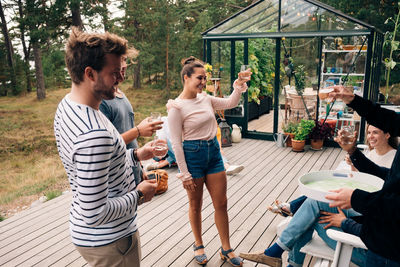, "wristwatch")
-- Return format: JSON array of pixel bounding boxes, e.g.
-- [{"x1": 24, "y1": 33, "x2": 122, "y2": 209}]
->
[{"x1": 137, "y1": 190, "x2": 145, "y2": 205}]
